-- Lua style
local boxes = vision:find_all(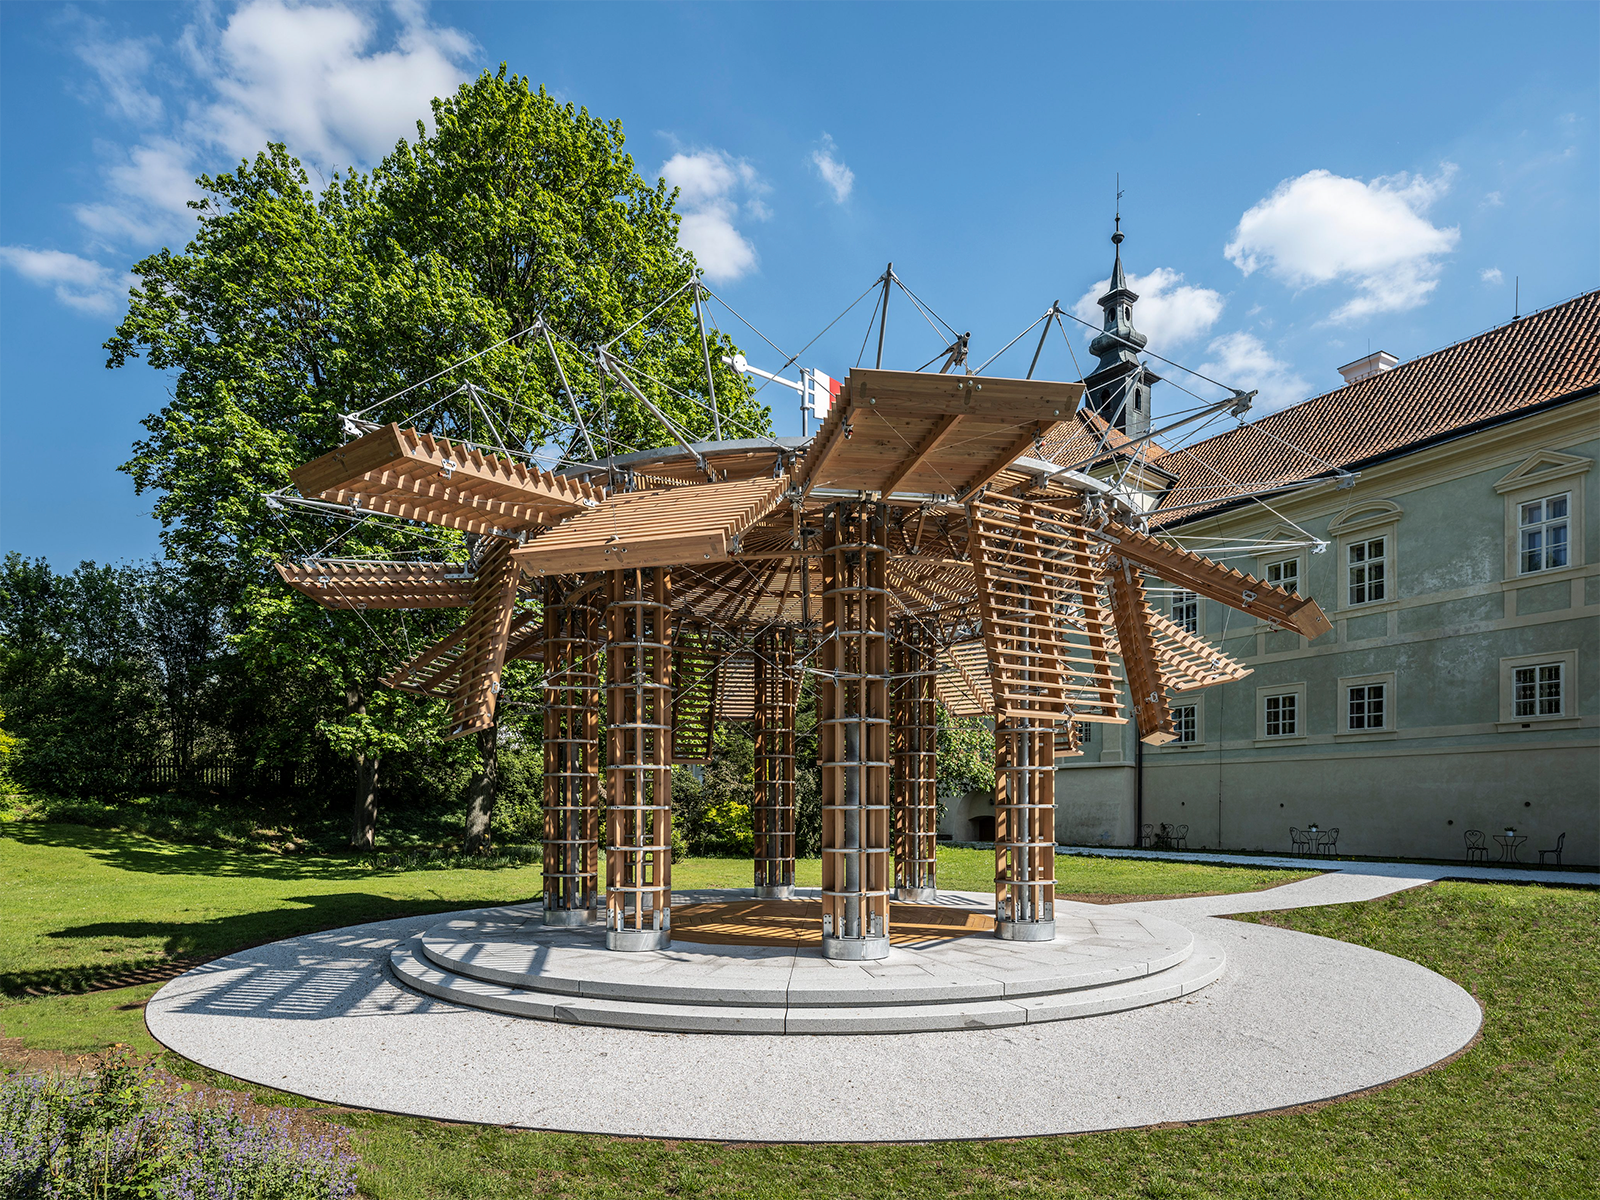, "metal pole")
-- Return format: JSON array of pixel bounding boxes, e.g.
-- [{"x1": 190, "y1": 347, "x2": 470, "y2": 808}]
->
[
  {"x1": 693, "y1": 282, "x2": 722, "y2": 441},
  {"x1": 1026, "y1": 302, "x2": 1059, "y2": 380},
  {"x1": 875, "y1": 263, "x2": 893, "y2": 370}
]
